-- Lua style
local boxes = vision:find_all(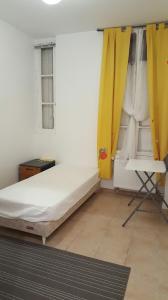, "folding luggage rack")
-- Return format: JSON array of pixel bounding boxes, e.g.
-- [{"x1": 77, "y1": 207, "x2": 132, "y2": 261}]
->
[{"x1": 122, "y1": 154, "x2": 168, "y2": 227}]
